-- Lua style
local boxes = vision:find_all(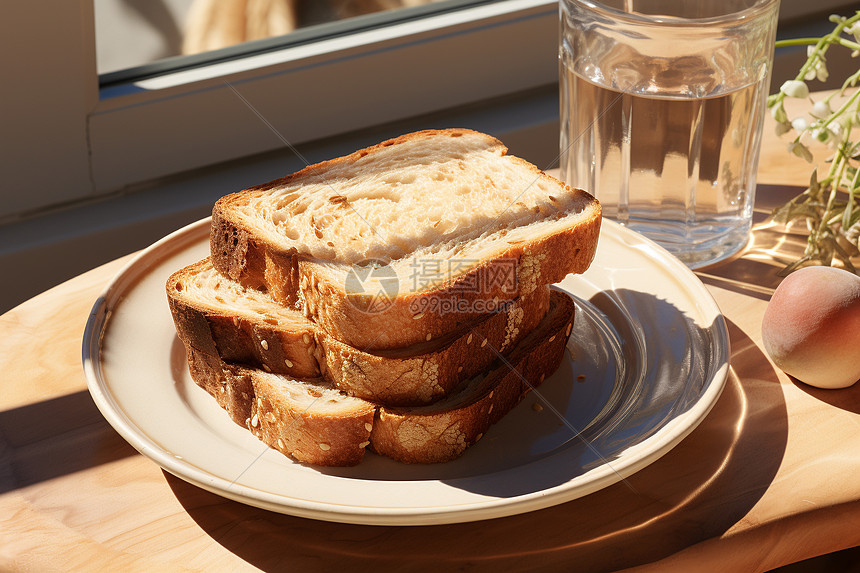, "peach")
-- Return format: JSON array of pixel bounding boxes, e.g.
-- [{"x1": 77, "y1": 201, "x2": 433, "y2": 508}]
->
[{"x1": 761, "y1": 266, "x2": 860, "y2": 389}]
